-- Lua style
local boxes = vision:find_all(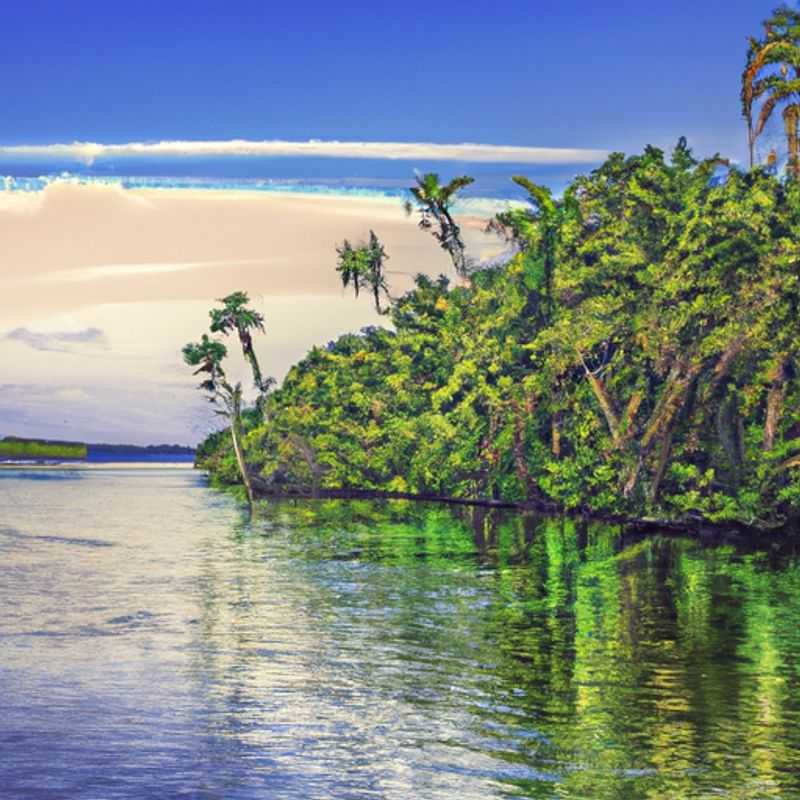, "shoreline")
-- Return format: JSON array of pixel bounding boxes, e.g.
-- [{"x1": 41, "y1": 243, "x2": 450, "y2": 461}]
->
[
  {"x1": 244, "y1": 481, "x2": 798, "y2": 538},
  {"x1": 0, "y1": 461, "x2": 194, "y2": 470}
]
